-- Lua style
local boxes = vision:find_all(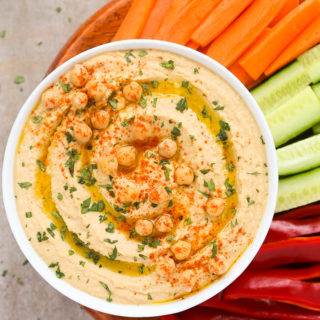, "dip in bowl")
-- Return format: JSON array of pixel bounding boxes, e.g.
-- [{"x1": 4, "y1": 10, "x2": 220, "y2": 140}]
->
[{"x1": 3, "y1": 40, "x2": 278, "y2": 317}]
